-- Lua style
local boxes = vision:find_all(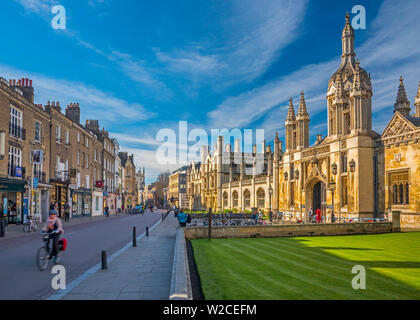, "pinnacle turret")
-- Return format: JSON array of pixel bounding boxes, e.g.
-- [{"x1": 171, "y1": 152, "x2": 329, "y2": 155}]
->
[
  {"x1": 394, "y1": 76, "x2": 411, "y2": 116},
  {"x1": 286, "y1": 97, "x2": 296, "y2": 122}
]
